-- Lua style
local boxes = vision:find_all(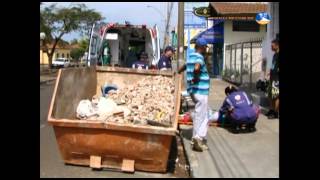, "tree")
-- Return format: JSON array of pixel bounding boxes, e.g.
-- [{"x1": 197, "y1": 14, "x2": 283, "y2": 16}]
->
[
  {"x1": 70, "y1": 48, "x2": 85, "y2": 61},
  {"x1": 40, "y1": 3, "x2": 103, "y2": 69},
  {"x1": 78, "y1": 38, "x2": 89, "y2": 52},
  {"x1": 70, "y1": 38, "x2": 78, "y2": 45},
  {"x1": 57, "y1": 39, "x2": 69, "y2": 47},
  {"x1": 70, "y1": 38, "x2": 89, "y2": 61}
]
